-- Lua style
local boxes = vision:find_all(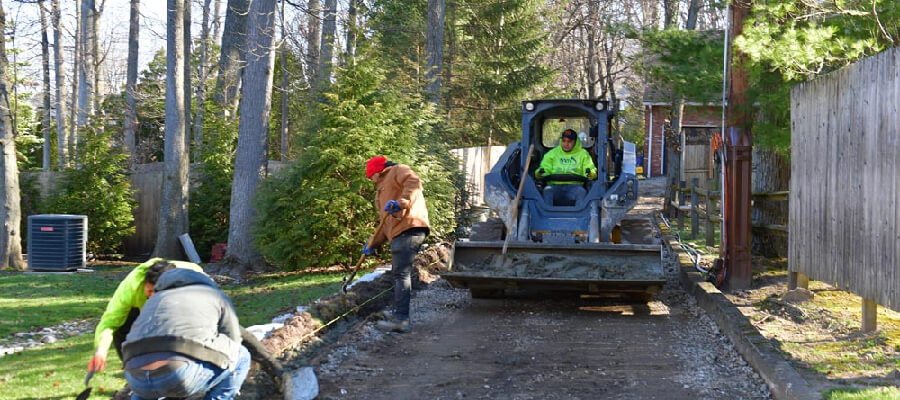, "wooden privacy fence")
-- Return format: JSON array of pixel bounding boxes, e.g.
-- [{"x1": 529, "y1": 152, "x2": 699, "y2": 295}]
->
[
  {"x1": 790, "y1": 47, "x2": 900, "y2": 331},
  {"x1": 24, "y1": 161, "x2": 287, "y2": 257},
  {"x1": 450, "y1": 145, "x2": 507, "y2": 205}
]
